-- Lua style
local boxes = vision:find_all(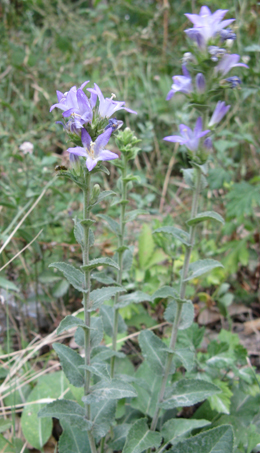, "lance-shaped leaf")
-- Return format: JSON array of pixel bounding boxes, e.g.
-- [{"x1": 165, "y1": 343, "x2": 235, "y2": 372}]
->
[
  {"x1": 92, "y1": 190, "x2": 116, "y2": 206},
  {"x1": 59, "y1": 419, "x2": 91, "y2": 453},
  {"x1": 161, "y1": 418, "x2": 211, "y2": 445},
  {"x1": 73, "y1": 218, "x2": 84, "y2": 249},
  {"x1": 152, "y1": 286, "x2": 177, "y2": 301},
  {"x1": 79, "y1": 363, "x2": 110, "y2": 380},
  {"x1": 115, "y1": 291, "x2": 152, "y2": 309},
  {"x1": 109, "y1": 424, "x2": 131, "y2": 451},
  {"x1": 173, "y1": 348, "x2": 195, "y2": 372},
  {"x1": 153, "y1": 226, "x2": 190, "y2": 247},
  {"x1": 122, "y1": 418, "x2": 162, "y2": 453},
  {"x1": 57, "y1": 315, "x2": 94, "y2": 335},
  {"x1": 125, "y1": 209, "x2": 147, "y2": 222},
  {"x1": 89, "y1": 286, "x2": 126, "y2": 311},
  {"x1": 139, "y1": 330, "x2": 175, "y2": 376},
  {"x1": 82, "y1": 379, "x2": 137, "y2": 404},
  {"x1": 81, "y1": 257, "x2": 119, "y2": 272},
  {"x1": 49, "y1": 262, "x2": 85, "y2": 292},
  {"x1": 183, "y1": 259, "x2": 223, "y2": 281},
  {"x1": 74, "y1": 316, "x2": 103, "y2": 349},
  {"x1": 97, "y1": 214, "x2": 120, "y2": 235},
  {"x1": 168, "y1": 425, "x2": 234, "y2": 453},
  {"x1": 187, "y1": 211, "x2": 224, "y2": 226},
  {"x1": 53, "y1": 343, "x2": 84, "y2": 387},
  {"x1": 131, "y1": 362, "x2": 163, "y2": 418},
  {"x1": 91, "y1": 399, "x2": 116, "y2": 438},
  {"x1": 165, "y1": 301, "x2": 194, "y2": 330},
  {"x1": 38, "y1": 400, "x2": 92, "y2": 431},
  {"x1": 100, "y1": 305, "x2": 127, "y2": 337},
  {"x1": 160, "y1": 379, "x2": 221, "y2": 410},
  {"x1": 91, "y1": 346, "x2": 125, "y2": 362},
  {"x1": 91, "y1": 271, "x2": 118, "y2": 286}
]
